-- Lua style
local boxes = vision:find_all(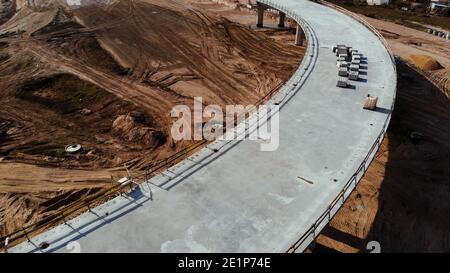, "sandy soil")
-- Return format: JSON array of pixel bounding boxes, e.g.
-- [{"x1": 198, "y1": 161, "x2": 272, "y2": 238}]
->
[
  {"x1": 0, "y1": 0, "x2": 304, "y2": 240},
  {"x1": 364, "y1": 16, "x2": 450, "y2": 97},
  {"x1": 312, "y1": 16, "x2": 450, "y2": 253}
]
